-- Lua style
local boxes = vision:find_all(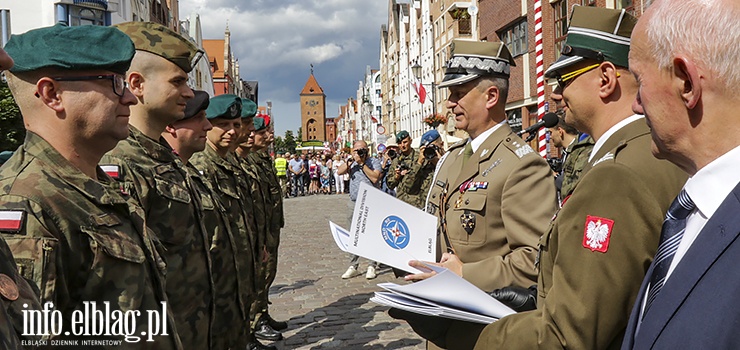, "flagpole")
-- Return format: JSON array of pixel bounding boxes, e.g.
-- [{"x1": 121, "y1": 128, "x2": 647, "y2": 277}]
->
[{"x1": 534, "y1": 0, "x2": 547, "y2": 158}]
